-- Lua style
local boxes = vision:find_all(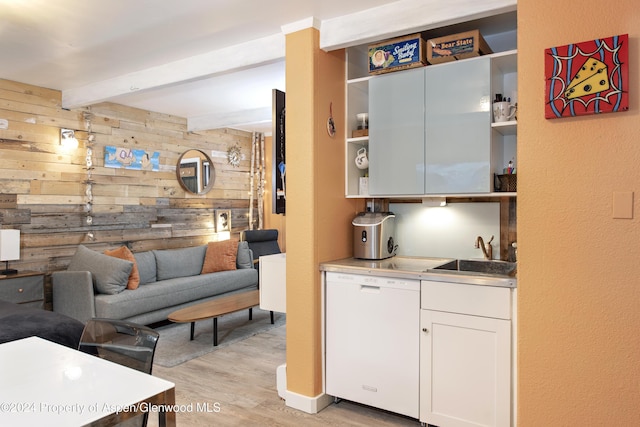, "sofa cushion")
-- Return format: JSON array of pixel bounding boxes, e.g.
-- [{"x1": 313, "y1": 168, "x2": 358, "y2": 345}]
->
[
  {"x1": 236, "y1": 241, "x2": 253, "y2": 269},
  {"x1": 153, "y1": 245, "x2": 207, "y2": 281},
  {"x1": 67, "y1": 245, "x2": 133, "y2": 295},
  {"x1": 134, "y1": 251, "x2": 157, "y2": 285},
  {"x1": 94, "y1": 268, "x2": 259, "y2": 320},
  {"x1": 201, "y1": 240, "x2": 238, "y2": 274},
  {"x1": 104, "y1": 246, "x2": 140, "y2": 290}
]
